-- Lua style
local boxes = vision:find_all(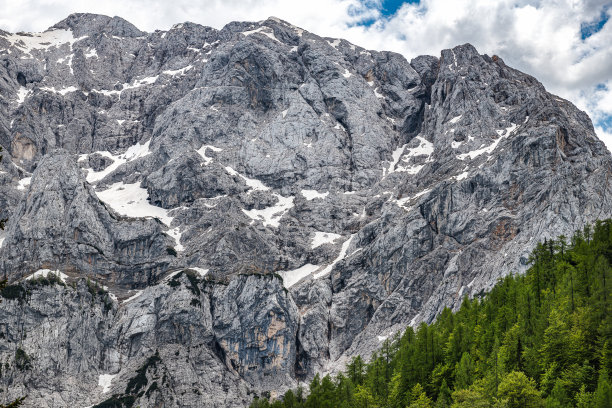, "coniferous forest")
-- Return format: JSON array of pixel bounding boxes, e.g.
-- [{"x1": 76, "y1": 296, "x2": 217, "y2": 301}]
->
[{"x1": 251, "y1": 220, "x2": 612, "y2": 408}]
